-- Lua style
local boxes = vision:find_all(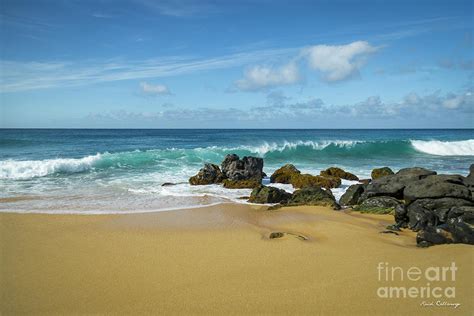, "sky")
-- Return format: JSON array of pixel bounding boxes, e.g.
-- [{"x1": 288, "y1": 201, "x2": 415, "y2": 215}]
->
[{"x1": 0, "y1": 0, "x2": 473, "y2": 128}]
